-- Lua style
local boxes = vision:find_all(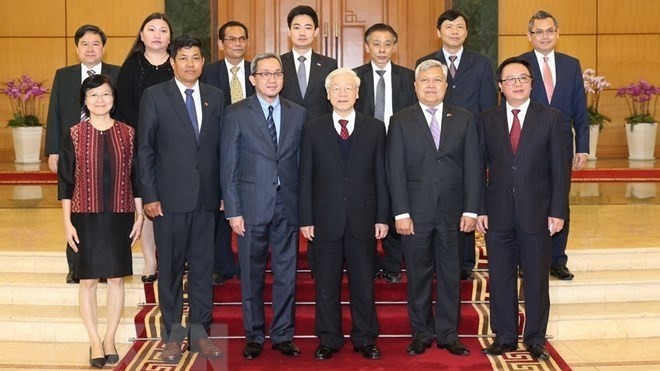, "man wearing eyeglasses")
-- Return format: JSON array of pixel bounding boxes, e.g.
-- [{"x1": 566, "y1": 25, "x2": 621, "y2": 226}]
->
[
  {"x1": 299, "y1": 68, "x2": 389, "y2": 361},
  {"x1": 201, "y1": 21, "x2": 255, "y2": 287},
  {"x1": 520, "y1": 10, "x2": 588, "y2": 281},
  {"x1": 221, "y1": 53, "x2": 306, "y2": 360},
  {"x1": 477, "y1": 57, "x2": 569, "y2": 360}
]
